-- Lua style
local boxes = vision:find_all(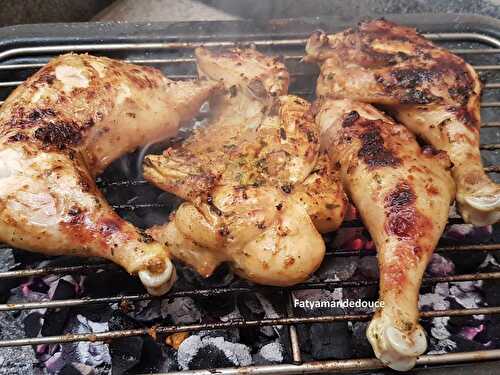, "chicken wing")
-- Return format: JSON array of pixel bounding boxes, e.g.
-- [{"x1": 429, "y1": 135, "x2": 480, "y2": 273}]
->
[
  {"x1": 144, "y1": 47, "x2": 346, "y2": 285},
  {"x1": 305, "y1": 19, "x2": 499, "y2": 225},
  {"x1": 315, "y1": 98, "x2": 455, "y2": 370},
  {"x1": 0, "y1": 53, "x2": 219, "y2": 295}
]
